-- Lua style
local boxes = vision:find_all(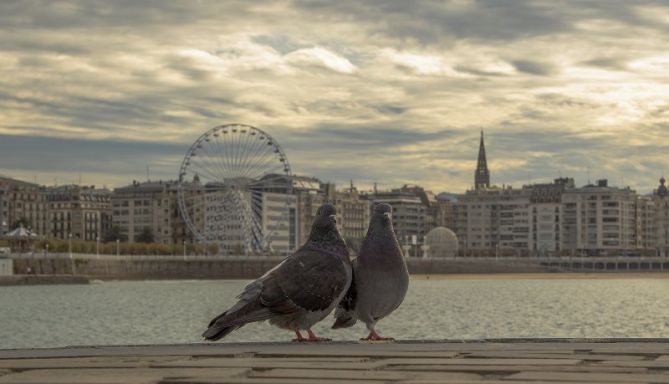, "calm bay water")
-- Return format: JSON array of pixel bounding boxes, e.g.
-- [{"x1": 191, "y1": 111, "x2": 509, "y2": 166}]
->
[{"x1": 1, "y1": 277, "x2": 668, "y2": 349}]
